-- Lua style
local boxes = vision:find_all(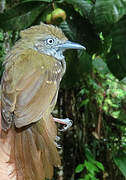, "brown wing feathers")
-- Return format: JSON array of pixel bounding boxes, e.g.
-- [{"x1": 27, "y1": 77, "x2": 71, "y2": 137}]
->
[{"x1": 1, "y1": 46, "x2": 63, "y2": 179}]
